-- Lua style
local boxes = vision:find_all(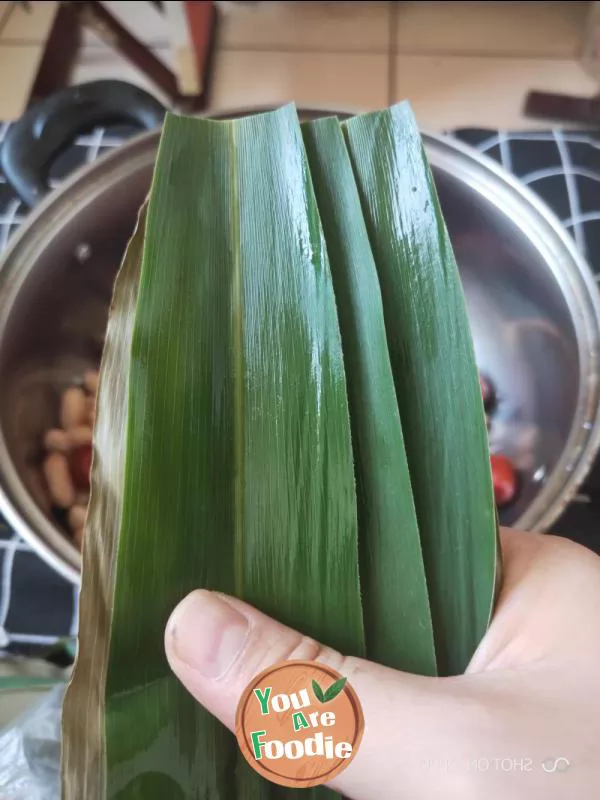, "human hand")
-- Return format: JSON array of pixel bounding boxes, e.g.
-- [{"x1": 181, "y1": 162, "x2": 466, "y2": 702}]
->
[{"x1": 165, "y1": 529, "x2": 600, "y2": 799}]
